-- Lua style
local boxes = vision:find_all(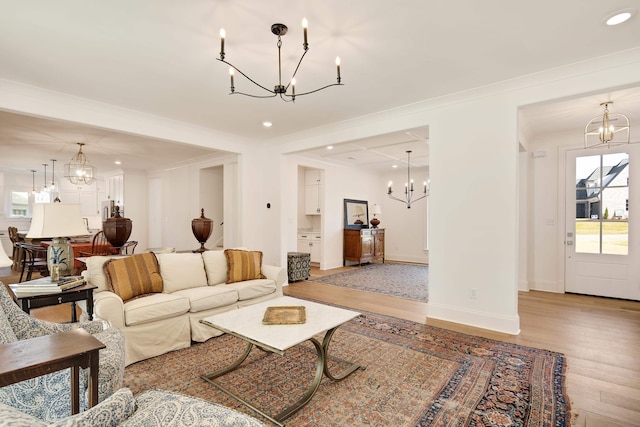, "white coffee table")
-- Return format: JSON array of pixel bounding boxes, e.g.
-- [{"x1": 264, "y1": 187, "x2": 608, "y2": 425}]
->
[{"x1": 200, "y1": 296, "x2": 364, "y2": 426}]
